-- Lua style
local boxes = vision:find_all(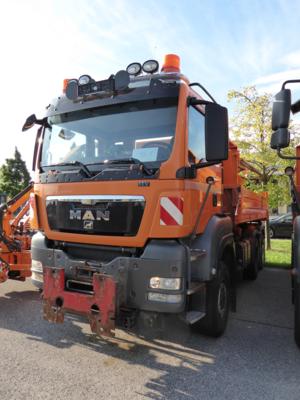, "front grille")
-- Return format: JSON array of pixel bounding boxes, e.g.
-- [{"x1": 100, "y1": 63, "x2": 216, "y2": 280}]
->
[{"x1": 46, "y1": 195, "x2": 145, "y2": 236}]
